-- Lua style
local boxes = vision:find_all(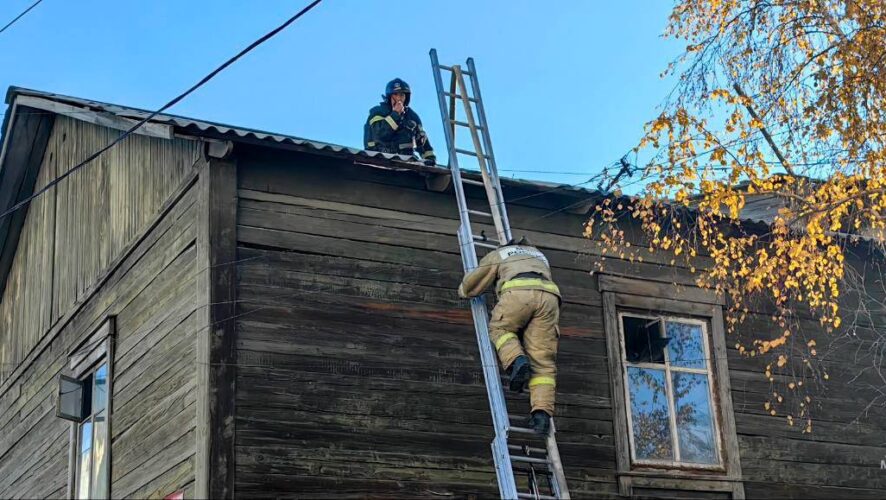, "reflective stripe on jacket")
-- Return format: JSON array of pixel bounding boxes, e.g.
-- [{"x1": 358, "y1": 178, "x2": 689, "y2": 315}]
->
[
  {"x1": 457, "y1": 245, "x2": 560, "y2": 299},
  {"x1": 364, "y1": 102, "x2": 435, "y2": 159}
]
